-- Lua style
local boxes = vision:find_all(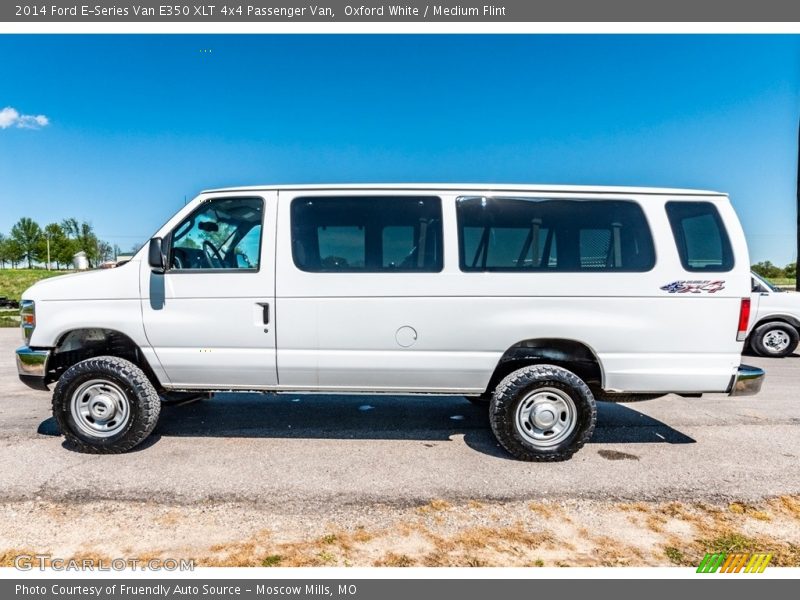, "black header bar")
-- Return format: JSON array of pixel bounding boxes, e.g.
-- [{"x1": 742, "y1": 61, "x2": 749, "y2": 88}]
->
[{"x1": 4, "y1": 0, "x2": 800, "y2": 22}]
